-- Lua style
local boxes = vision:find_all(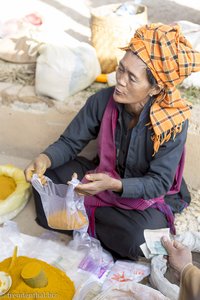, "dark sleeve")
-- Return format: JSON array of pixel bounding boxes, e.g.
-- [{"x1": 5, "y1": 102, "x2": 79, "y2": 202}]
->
[
  {"x1": 43, "y1": 88, "x2": 112, "y2": 169},
  {"x1": 121, "y1": 121, "x2": 188, "y2": 199}
]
